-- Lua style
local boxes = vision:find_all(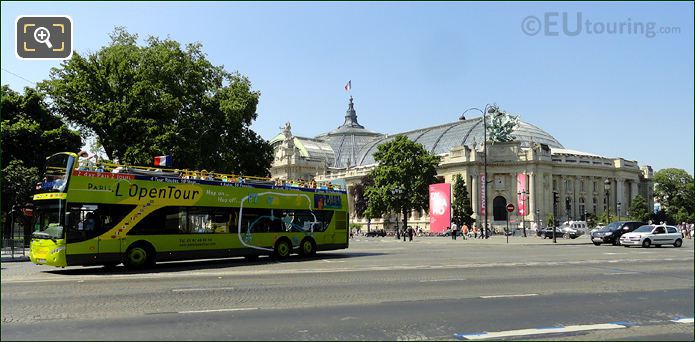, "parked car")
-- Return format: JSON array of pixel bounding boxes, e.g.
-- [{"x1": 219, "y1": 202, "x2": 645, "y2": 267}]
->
[
  {"x1": 439, "y1": 228, "x2": 452, "y2": 237},
  {"x1": 538, "y1": 226, "x2": 582, "y2": 239},
  {"x1": 364, "y1": 229, "x2": 386, "y2": 237},
  {"x1": 620, "y1": 225, "x2": 683, "y2": 248},
  {"x1": 590, "y1": 221, "x2": 644, "y2": 246}
]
